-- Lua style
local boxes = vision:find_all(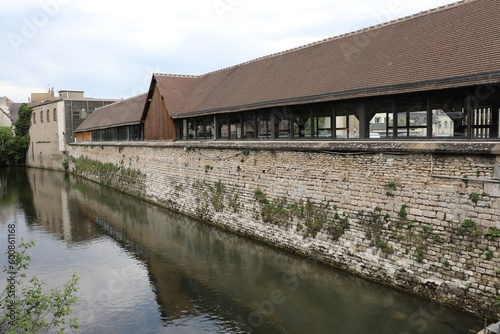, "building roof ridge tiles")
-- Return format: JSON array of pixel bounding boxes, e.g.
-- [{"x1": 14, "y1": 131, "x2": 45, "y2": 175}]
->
[{"x1": 153, "y1": 73, "x2": 200, "y2": 78}]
